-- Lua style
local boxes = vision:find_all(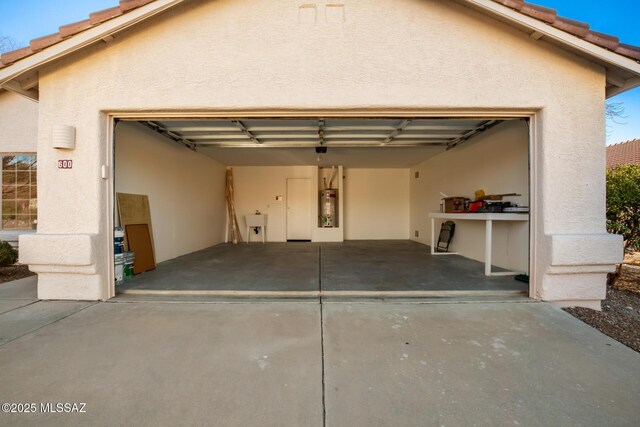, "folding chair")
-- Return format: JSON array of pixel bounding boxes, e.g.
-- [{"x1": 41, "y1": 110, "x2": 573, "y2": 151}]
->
[{"x1": 436, "y1": 221, "x2": 455, "y2": 252}]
